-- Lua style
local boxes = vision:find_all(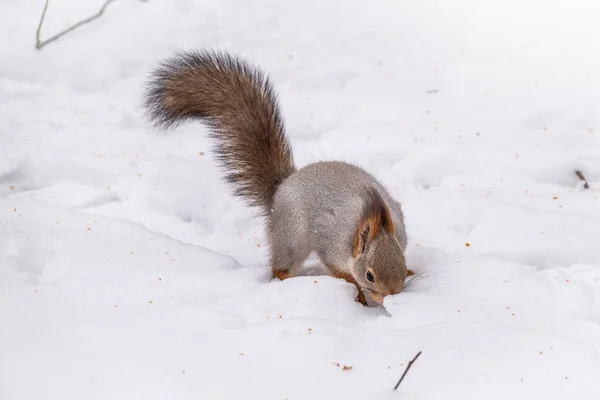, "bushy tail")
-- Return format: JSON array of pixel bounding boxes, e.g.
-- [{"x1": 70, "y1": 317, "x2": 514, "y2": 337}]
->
[{"x1": 142, "y1": 49, "x2": 296, "y2": 215}]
